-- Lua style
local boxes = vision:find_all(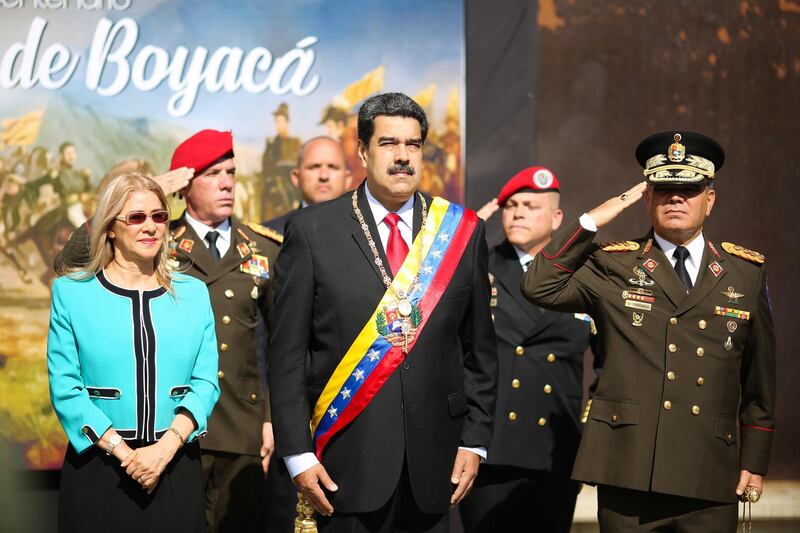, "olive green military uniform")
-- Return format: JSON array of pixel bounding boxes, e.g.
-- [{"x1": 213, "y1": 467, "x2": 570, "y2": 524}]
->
[
  {"x1": 522, "y1": 220, "x2": 775, "y2": 531},
  {"x1": 168, "y1": 214, "x2": 281, "y2": 533}
]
